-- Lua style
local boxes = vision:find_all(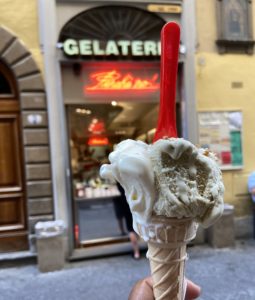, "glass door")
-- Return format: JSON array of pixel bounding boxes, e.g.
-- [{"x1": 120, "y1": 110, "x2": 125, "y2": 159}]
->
[{"x1": 67, "y1": 102, "x2": 158, "y2": 247}]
